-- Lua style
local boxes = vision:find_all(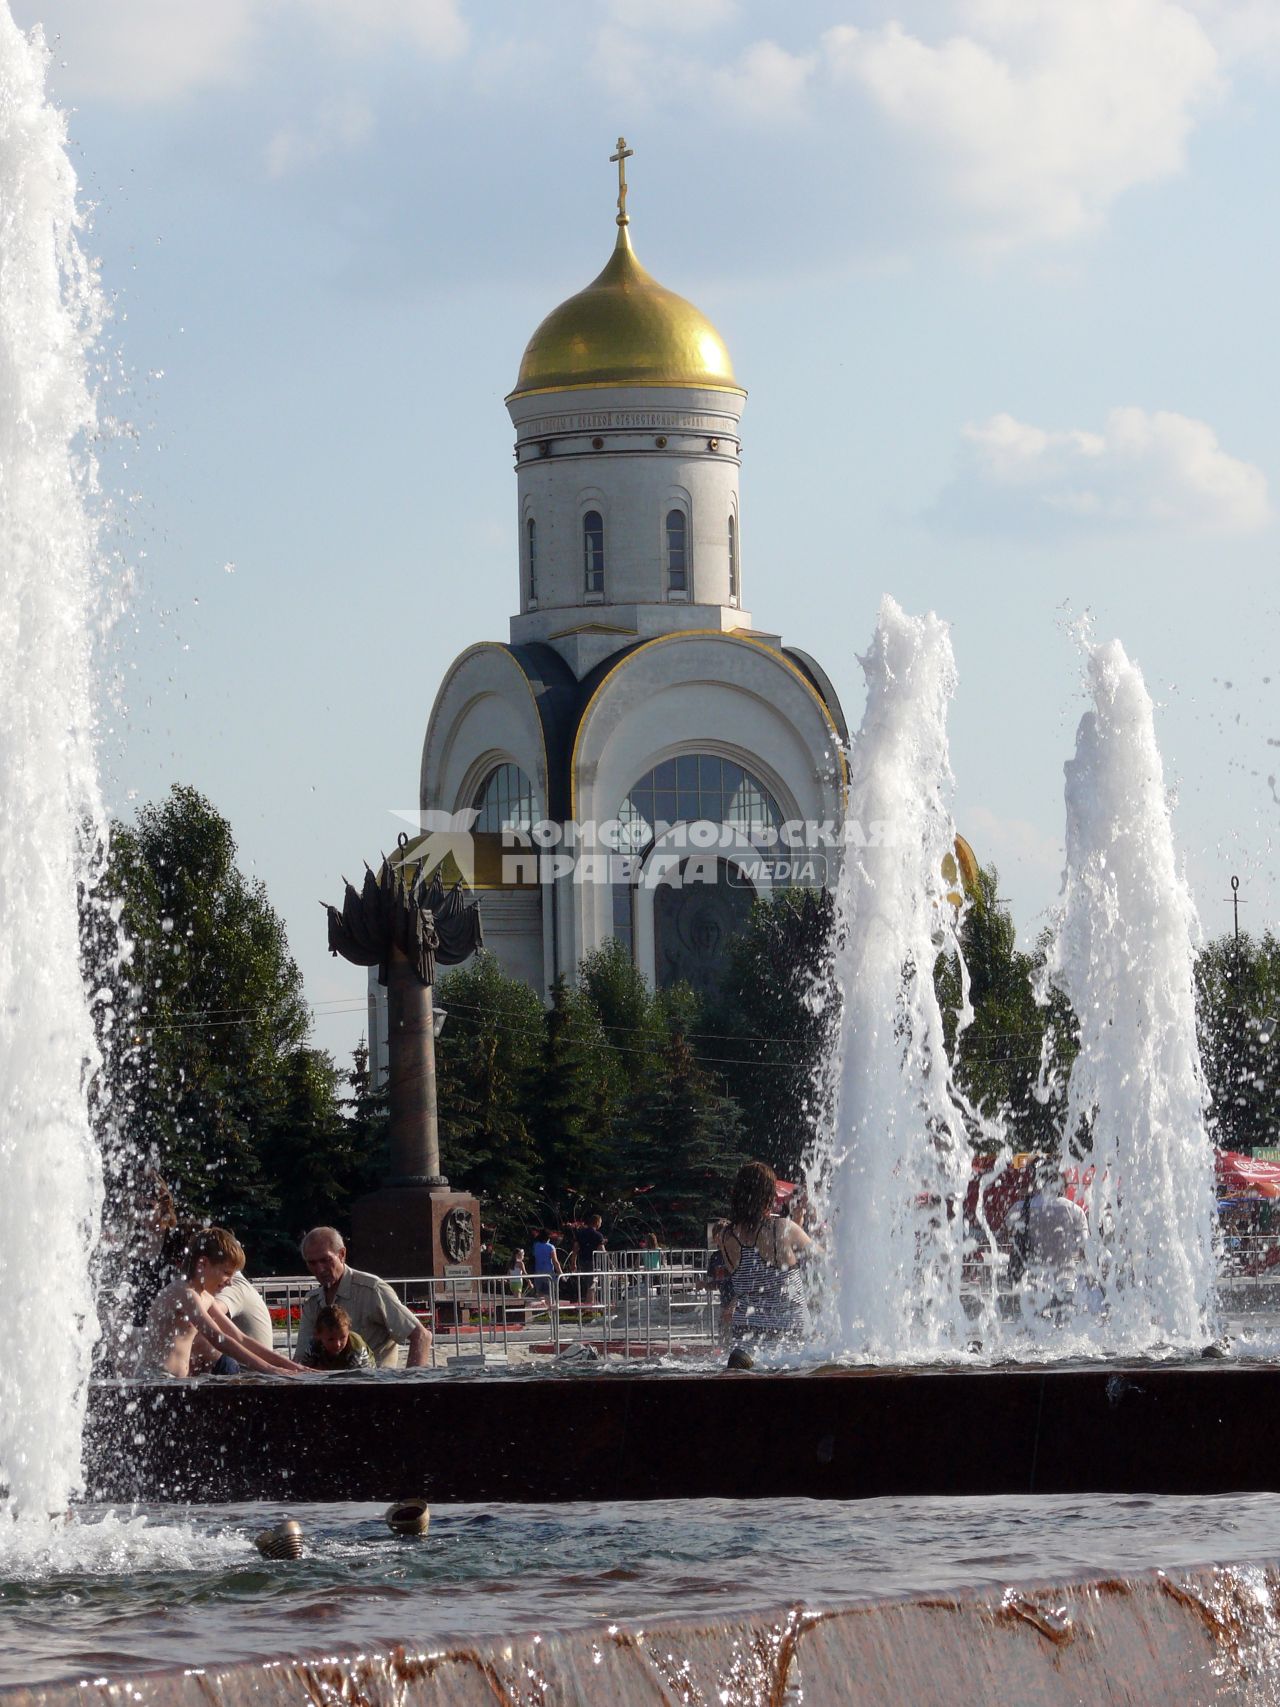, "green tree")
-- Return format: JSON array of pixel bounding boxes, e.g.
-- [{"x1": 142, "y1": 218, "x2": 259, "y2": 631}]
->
[
  {"x1": 434, "y1": 952, "x2": 544, "y2": 1233},
  {"x1": 256, "y1": 1046, "x2": 377, "y2": 1269},
  {"x1": 630, "y1": 987, "x2": 745, "y2": 1241},
  {"x1": 704, "y1": 888, "x2": 838, "y2": 1181},
  {"x1": 525, "y1": 975, "x2": 624, "y2": 1219},
  {"x1": 935, "y1": 865, "x2": 1077, "y2": 1154},
  {"x1": 579, "y1": 938, "x2": 664, "y2": 1089},
  {"x1": 343, "y1": 1037, "x2": 389, "y2": 1184},
  {"x1": 1196, "y1": 931, "x2": 1280, "y2": 1153},
  {"x1": 85, "y1": 785, "x2": 348, "y2": 1260}
]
